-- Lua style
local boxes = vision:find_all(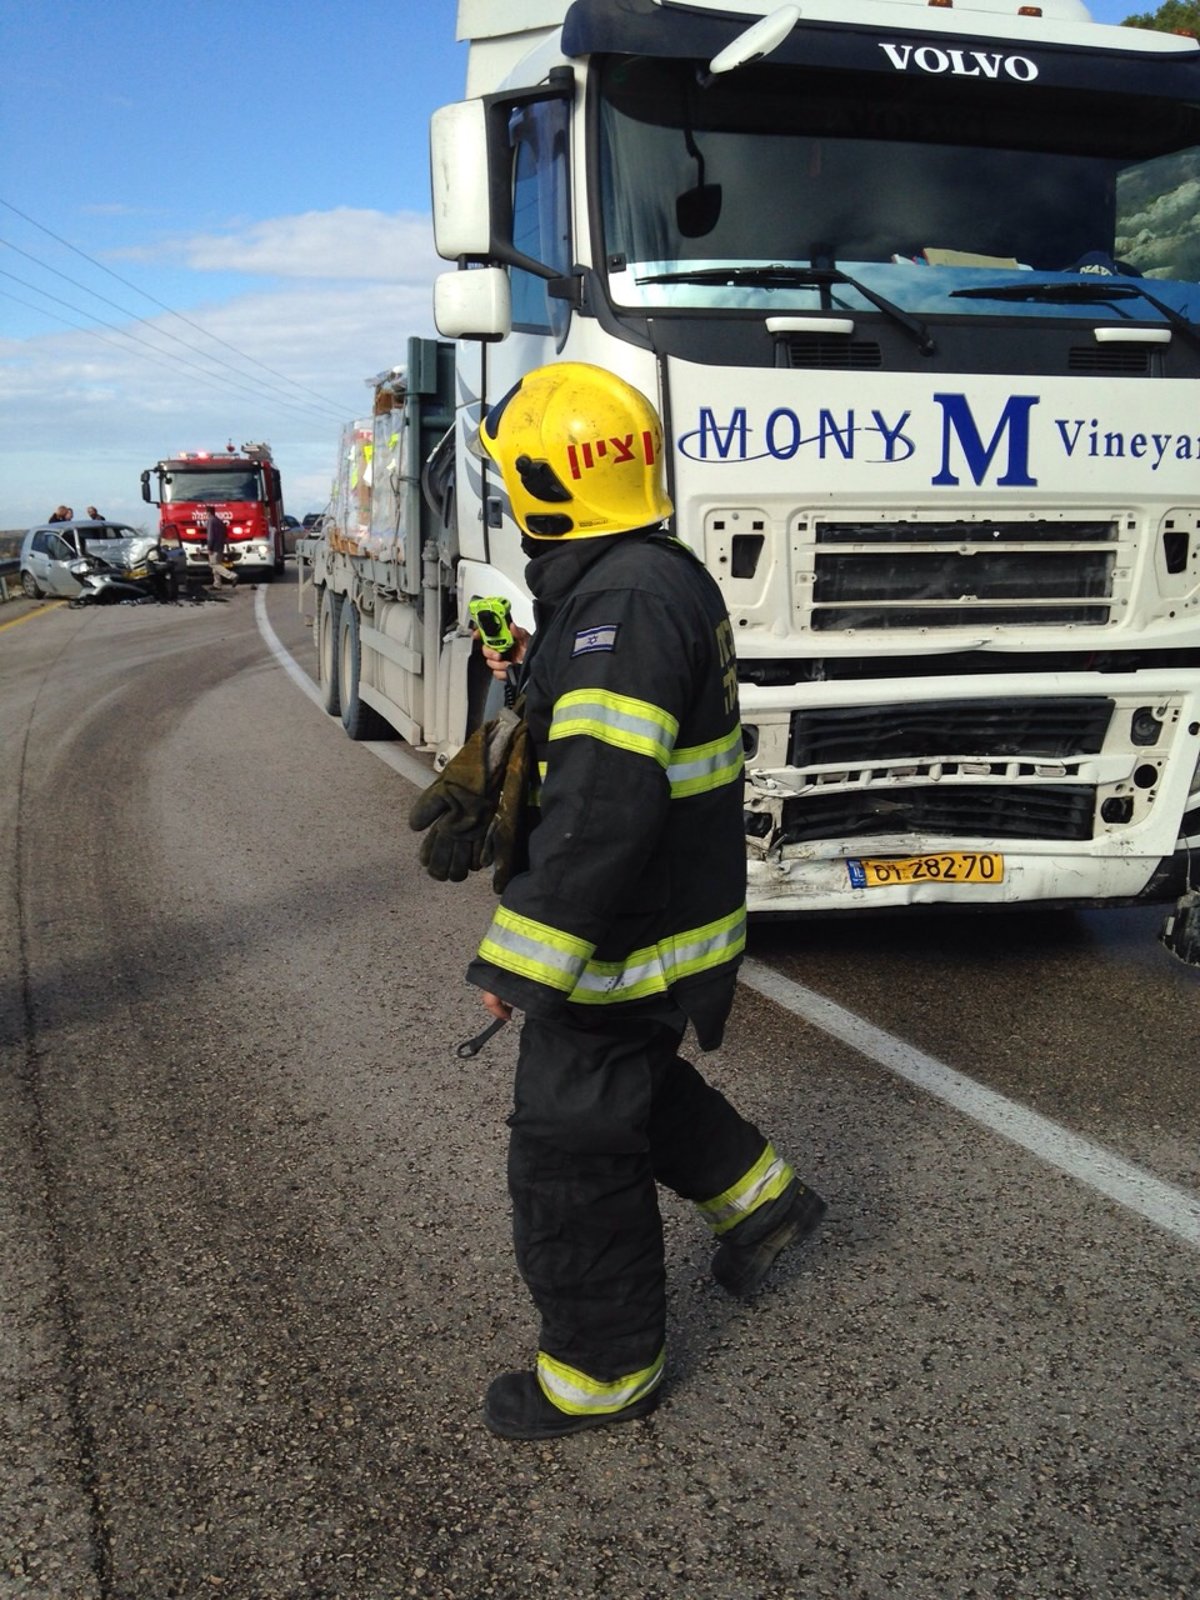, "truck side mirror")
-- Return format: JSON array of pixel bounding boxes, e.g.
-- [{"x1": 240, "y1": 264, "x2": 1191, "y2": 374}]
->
[
  {"x1": 434, "y1": 267, "x2": 512, "y2": 341},
  {"x1": 140, "y1": 469, "x2": 153, "y2": 505},
  {"x1": 430, "y1": 100, "x2": 495, "y2": 259}
]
